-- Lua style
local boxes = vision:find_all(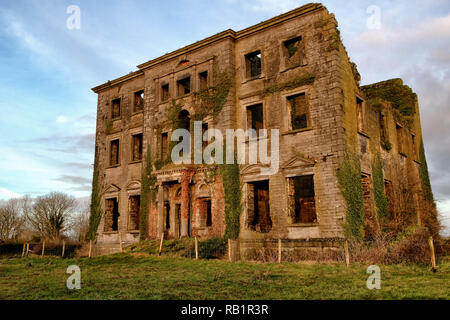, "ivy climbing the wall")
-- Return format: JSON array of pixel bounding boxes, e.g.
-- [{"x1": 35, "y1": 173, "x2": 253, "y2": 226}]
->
[
  {"x1": 419, "y1": 141, "x2": 434, "y2": 202},
  {"x1": 219, "y1": 158, "x2": 242, "y2": 240},
  {"x1": 337, "y1": 152, "x2": 365, "y2": 240},
  {"x1": 140, "y1": 144, "x2": 157, "y2": 240},
  {"x1": 362, "y1": 79, "x2": 417, "y2": 117},
  {"x1": 372, "y1": 154, "x2": 389, "y2": 222},
  {"x1": 88, "y1": 155, "x2": 102, "y2": 240},
  {"x1": 192, "y1": 68, "x2": 232, "y2": 121}
]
